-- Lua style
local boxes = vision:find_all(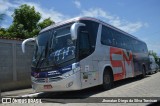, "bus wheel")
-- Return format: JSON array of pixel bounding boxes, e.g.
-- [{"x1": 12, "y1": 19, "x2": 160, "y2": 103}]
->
[
  {"x1": 141, "y1": 66, "x2": 146, "y2": 78},
  {"x1": 149, "y1": 71, "x2": 153, "y2": 75},
  {"x1": 101, "y1": 69, "x2": 113, "y2": 90}
]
